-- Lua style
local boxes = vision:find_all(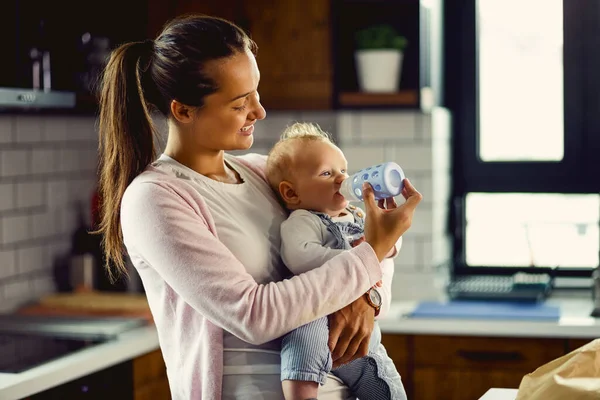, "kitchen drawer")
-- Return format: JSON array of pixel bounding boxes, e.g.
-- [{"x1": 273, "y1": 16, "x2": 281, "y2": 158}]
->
[
  {"x1": 381, "y1": 333, "x2": 409, "y2": 368},
  {"x1": 413, "y1": 335, "x2": 565, "y2": 371},
  {"x1": 133, "y1": 349, "x2": 168, "y2": 388},
  {"x1": 567, "y1": 338, "x2": 593, "y2": 352}
]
